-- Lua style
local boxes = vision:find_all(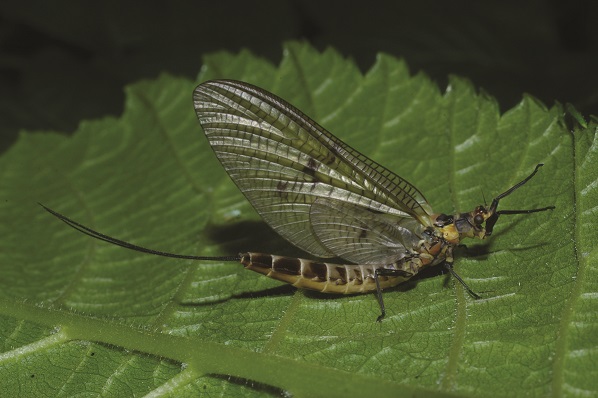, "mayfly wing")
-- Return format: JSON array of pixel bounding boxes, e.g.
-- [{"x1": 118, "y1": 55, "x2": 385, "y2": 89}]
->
[
  {"x1": 193, "y1": 80, "x2": 434, "y2": 263},
  {"x1": 309, "y1": 197, "x2": 423, "y2": 264},
  {"x1": 40, "y1": 79, "x2": 554, "y2": 322}
]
